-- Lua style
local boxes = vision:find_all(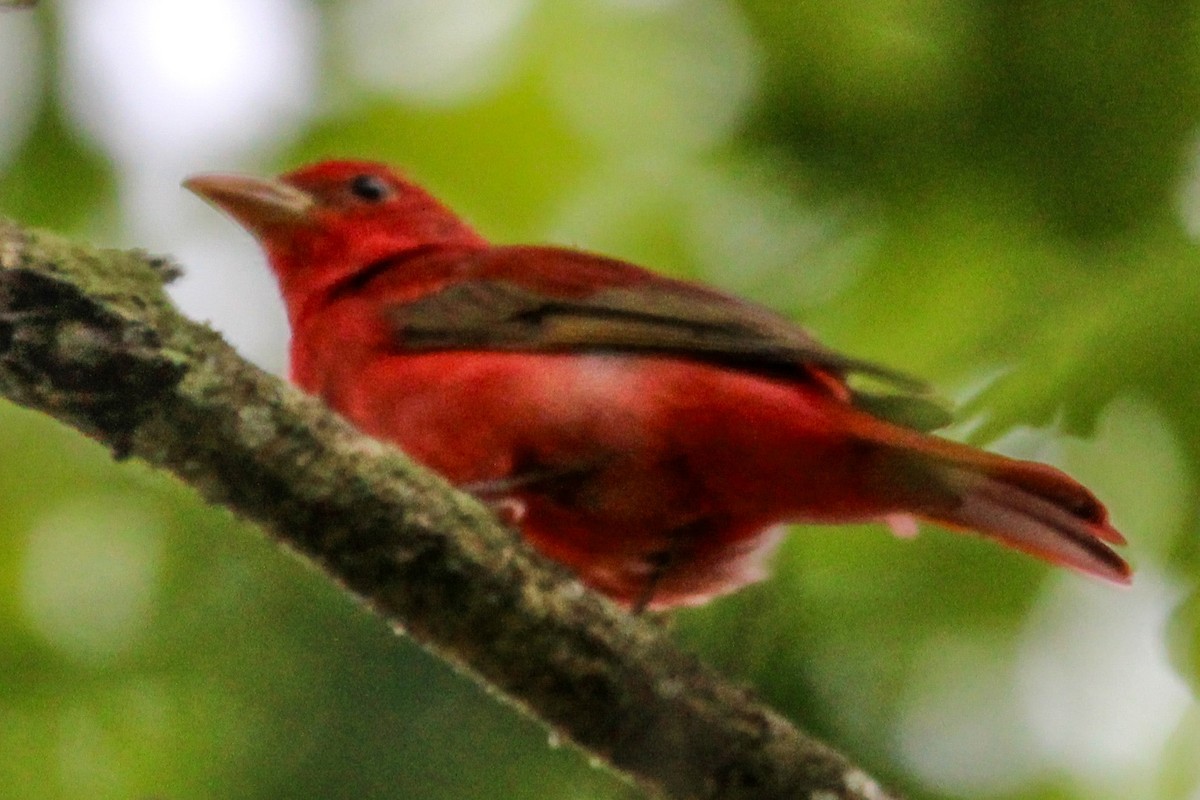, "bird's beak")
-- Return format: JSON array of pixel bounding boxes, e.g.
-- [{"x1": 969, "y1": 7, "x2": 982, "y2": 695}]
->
[{"x1": 183, "y1": 173, "x2": 315, "y2": 235}]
